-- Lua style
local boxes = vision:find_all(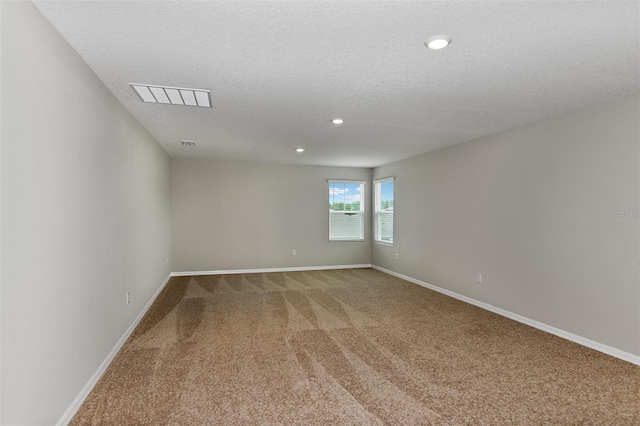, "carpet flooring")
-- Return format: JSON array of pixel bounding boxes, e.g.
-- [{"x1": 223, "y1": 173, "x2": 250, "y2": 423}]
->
[{"x1": 72, "y1": 268, "x2": 639, "y2": 425}]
